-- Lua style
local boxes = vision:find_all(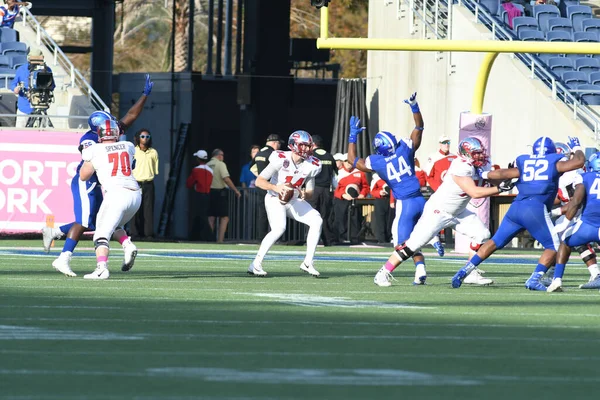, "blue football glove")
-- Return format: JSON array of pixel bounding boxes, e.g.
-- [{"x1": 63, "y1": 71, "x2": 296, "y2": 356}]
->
[
  {"x1": 143, "y1": 74, "x2": 154, "y2": 96},
  {"x1": 568, "y1": 136, "x2": 582, "y2": 150},
  {"x1": 349, "y1": 116, "x2": 365, "y2": 144},
  {"x1": 403, "y1": 92, "x2": 420, "y2": 113}
]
